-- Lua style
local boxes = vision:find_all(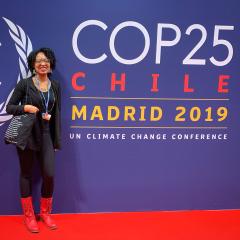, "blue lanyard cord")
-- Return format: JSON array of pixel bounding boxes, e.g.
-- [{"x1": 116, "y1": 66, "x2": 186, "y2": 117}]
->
[
  {"x1": 39, "y1": 88, "x2": 55, "y2": 113},
  {"x1": 40, "y1": 90, "x2": 50, "y2": 113},
  {"x1": 35, "y1": 77, "x2": 51, "y2": 113}
]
